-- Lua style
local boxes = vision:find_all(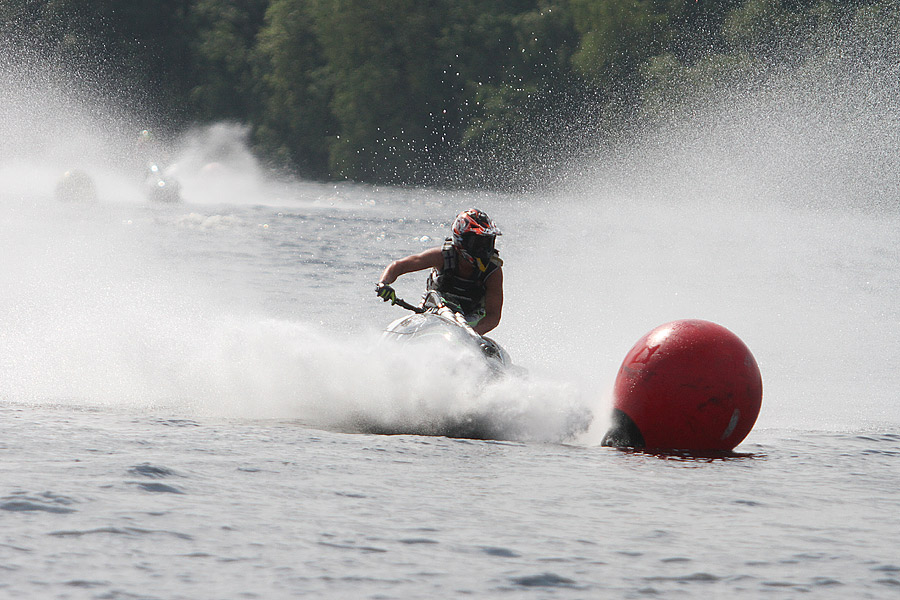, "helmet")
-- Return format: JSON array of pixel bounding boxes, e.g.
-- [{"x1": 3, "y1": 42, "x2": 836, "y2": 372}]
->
[{"x1": 451, "y1": 209, "x2": 501, "y2": 271}]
